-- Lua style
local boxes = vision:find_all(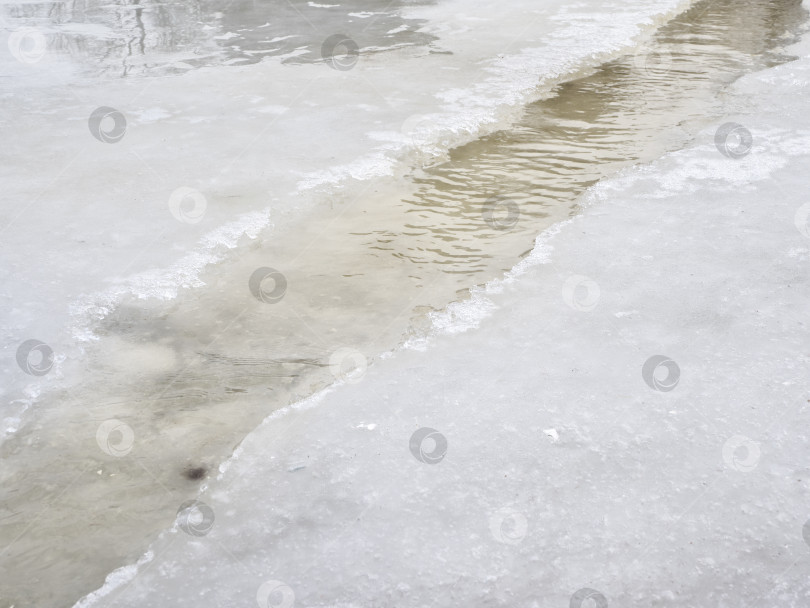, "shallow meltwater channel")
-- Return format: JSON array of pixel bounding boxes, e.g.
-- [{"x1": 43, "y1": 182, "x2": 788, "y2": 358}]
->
[{"x1": 1, "y1": 0, "x2": 807, "y2": 605}]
